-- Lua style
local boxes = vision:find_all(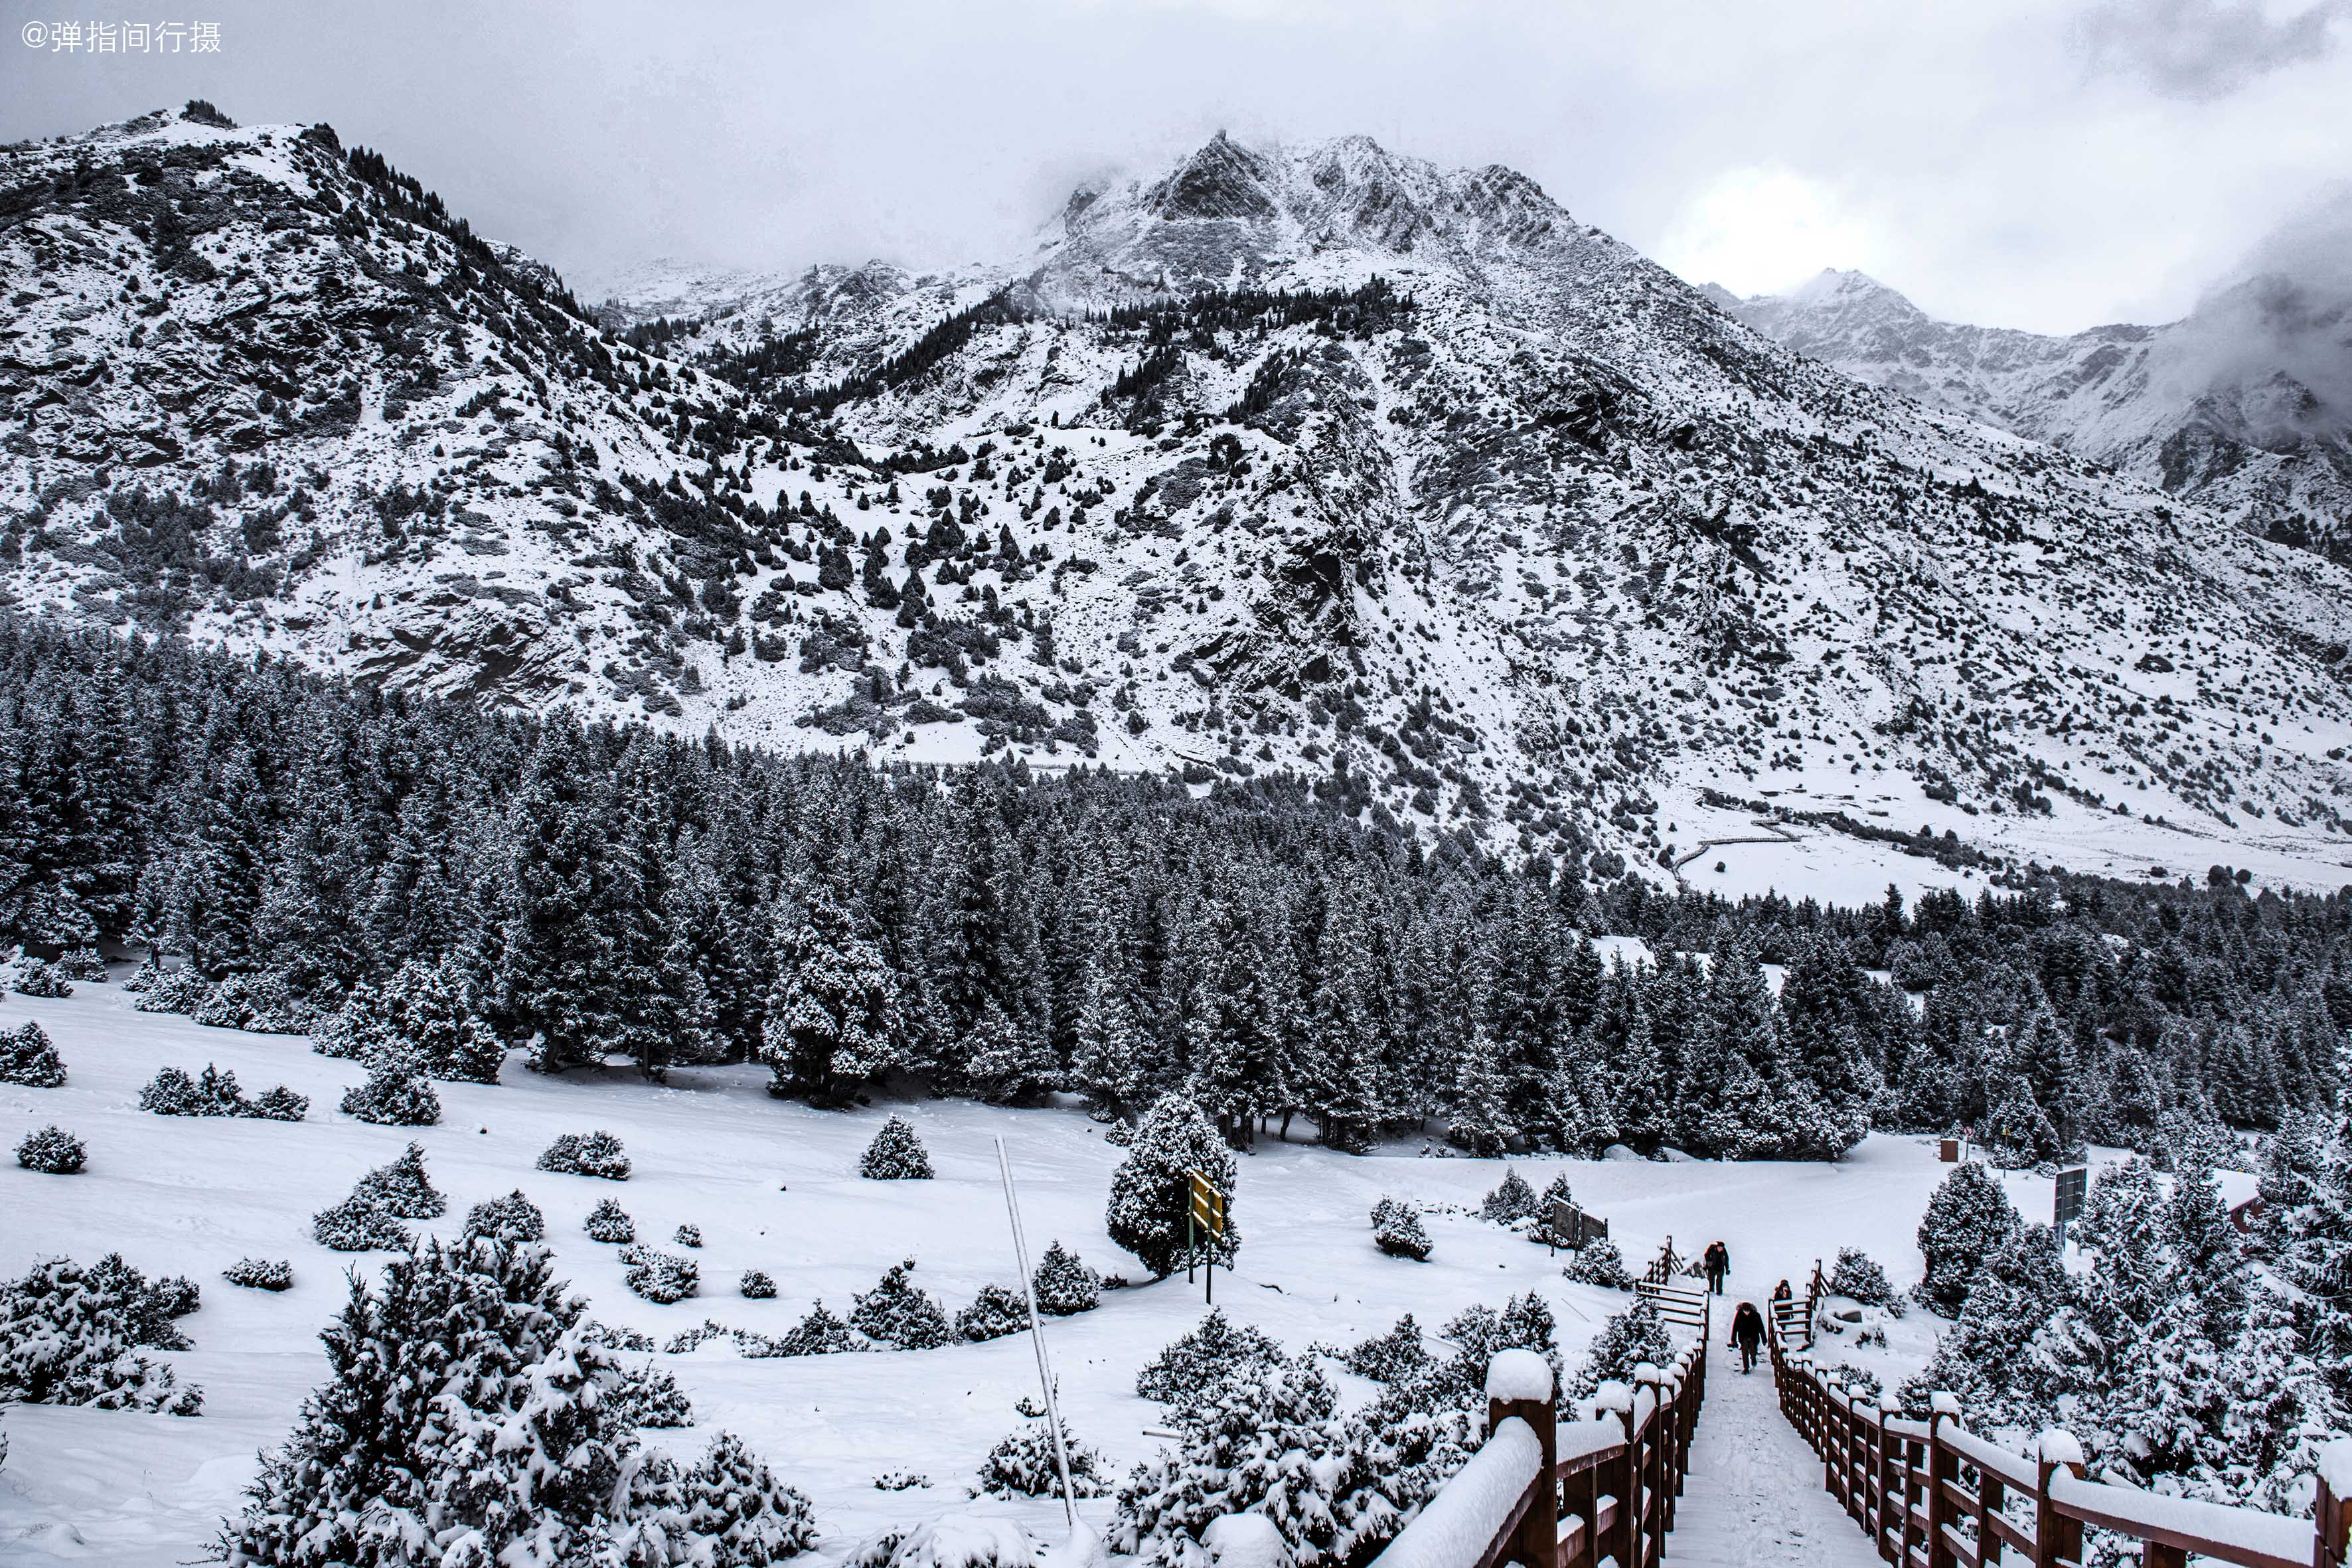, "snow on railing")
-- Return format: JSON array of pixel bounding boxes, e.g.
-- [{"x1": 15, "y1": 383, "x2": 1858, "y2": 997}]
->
[
  {"x1": 1358, "y1": 1338, "x2": 1709, "y2": 1568},
  {"x1": 1770, "y1": 1338, "x2": 2352, "y2": 1568}
]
